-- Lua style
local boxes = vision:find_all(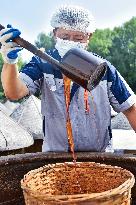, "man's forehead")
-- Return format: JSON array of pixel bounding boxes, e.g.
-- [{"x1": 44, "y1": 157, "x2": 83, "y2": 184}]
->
[{"x1": 56, "y1": 28, "x2": 88, "y2": 36}]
